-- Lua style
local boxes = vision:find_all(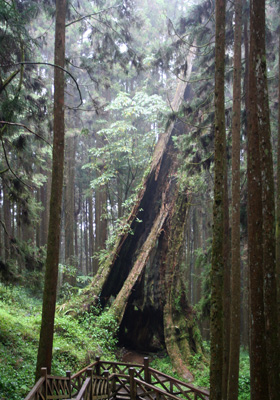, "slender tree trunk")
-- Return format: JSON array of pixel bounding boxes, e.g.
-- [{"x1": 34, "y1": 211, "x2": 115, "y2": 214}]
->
[
  {"x1": 35, "y1": 0, "x2": 66, "y2": 380},
  {"x1": 227, "y1": 0, "x2": 242, "y2": 398},
  {"x1": 222, "y1": 155, "x2": 230, "y2": 400},
  {"x1": 277, "y1": 31, "x2": 280, "y2": 321},
  {"x1": 64, "y1": 134, "x2": 76, "y2": 285},
  {"x1": 186, "y1": 210, "x2": 193, "y2": 303},
  {"x1": 36, "y1": 190, "x2": 40, "y2": 248},
  {"x1": 117, "y1": 173, "x2": 123, "y2": 219},
  {"x1": 3, "y1": 182, "x2": 11, "y2": 261},
  {"x1": 80, "y1": 202, "x2": 84, "y2": 274},
  {"x1": 93, "y1": 181, "x2": 107, "y2": 272},
  {"x1": 247, "y1": 0, "x2": 269, "y2": 397},
  {"x1": 40, "y1": 183, "x2": 47, "y2": 246},
  {"x1": 88, "y1": 194, "x2": 94, "y2": 275},
  {"x1": 84, "y1": 200, "x2": 89, "y2": 275},
  {"x1": 210, "y1": 0, "x2": 226, "y2": 398}
]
